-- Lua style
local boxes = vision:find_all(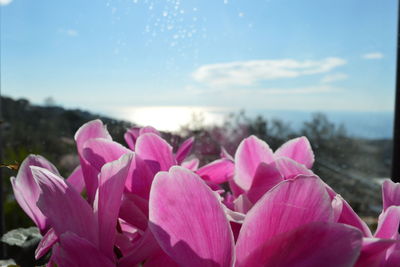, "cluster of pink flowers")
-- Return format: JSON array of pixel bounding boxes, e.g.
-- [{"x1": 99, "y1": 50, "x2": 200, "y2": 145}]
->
[{"x1": 11, "y1": 119, "x2": 400, "y2": 267}]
